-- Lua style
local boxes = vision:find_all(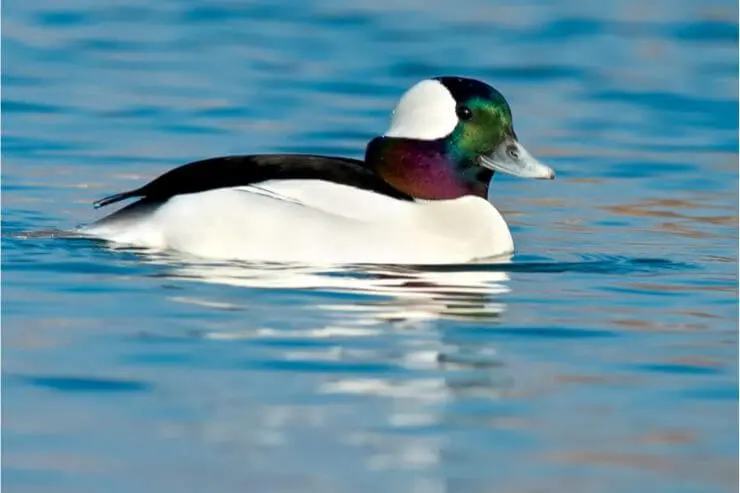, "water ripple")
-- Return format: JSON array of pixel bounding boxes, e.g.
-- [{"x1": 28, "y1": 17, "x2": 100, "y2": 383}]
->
[{"x1": 14, "y1": 375, "x2": 153, "y2": 393}]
